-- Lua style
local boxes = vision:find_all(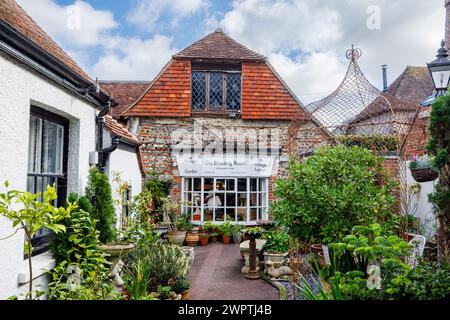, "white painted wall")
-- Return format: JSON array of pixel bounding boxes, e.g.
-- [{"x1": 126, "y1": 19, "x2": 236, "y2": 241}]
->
[
  {"x1": 0, "y1": 52, "x2": 98, "y2": 299},
  {"x1": 103, "y1": 132, "x2": 143, "y2": 228},
  {"x1": 405, "y1": 161, "x2": 437, "y2": 241}
]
